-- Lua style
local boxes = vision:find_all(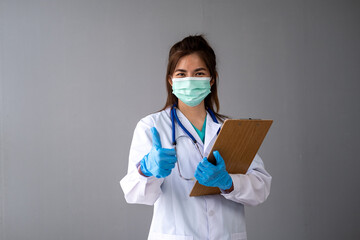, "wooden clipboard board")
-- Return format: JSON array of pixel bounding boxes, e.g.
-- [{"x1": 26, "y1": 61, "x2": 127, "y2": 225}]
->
[{"x1": 189, "y1": 119, "x2": 273, "y2": 197}]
